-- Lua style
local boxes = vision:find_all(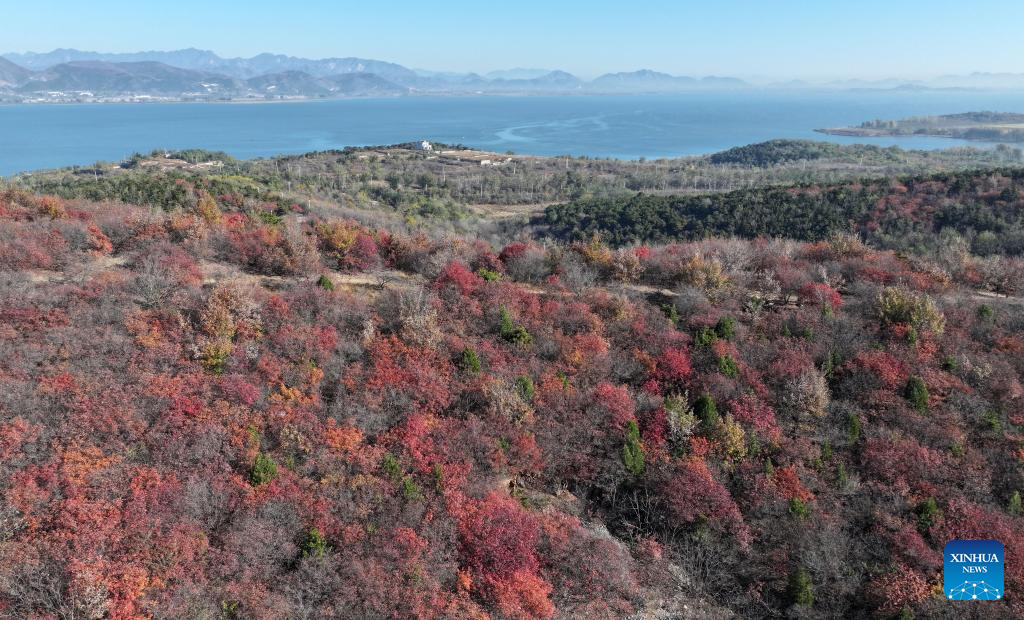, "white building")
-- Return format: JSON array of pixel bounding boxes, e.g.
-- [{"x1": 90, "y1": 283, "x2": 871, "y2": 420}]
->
[{"x1": 416, "y1": 141, "x2": 433, "y2": 151}]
